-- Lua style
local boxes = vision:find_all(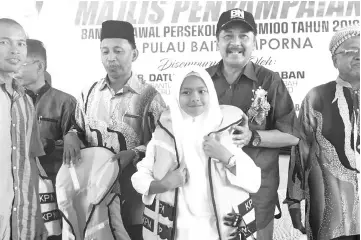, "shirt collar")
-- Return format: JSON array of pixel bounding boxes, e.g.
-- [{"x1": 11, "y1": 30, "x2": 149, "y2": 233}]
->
[
  {"x1": 0, "y1": 77, "x2": 26, "y2": 96},
  {"x1": 26, "y1": 81, "x2": 51, "y2": 100},
  {"x1": 100, "y1": 72, "x2": 141, "y2": 95},
  {"x1": 210, "y1": 60, "x2": 258, "y2": 82},
  {"x1": 336, "y1": 76, "x2": 353, "y2": 89}
]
